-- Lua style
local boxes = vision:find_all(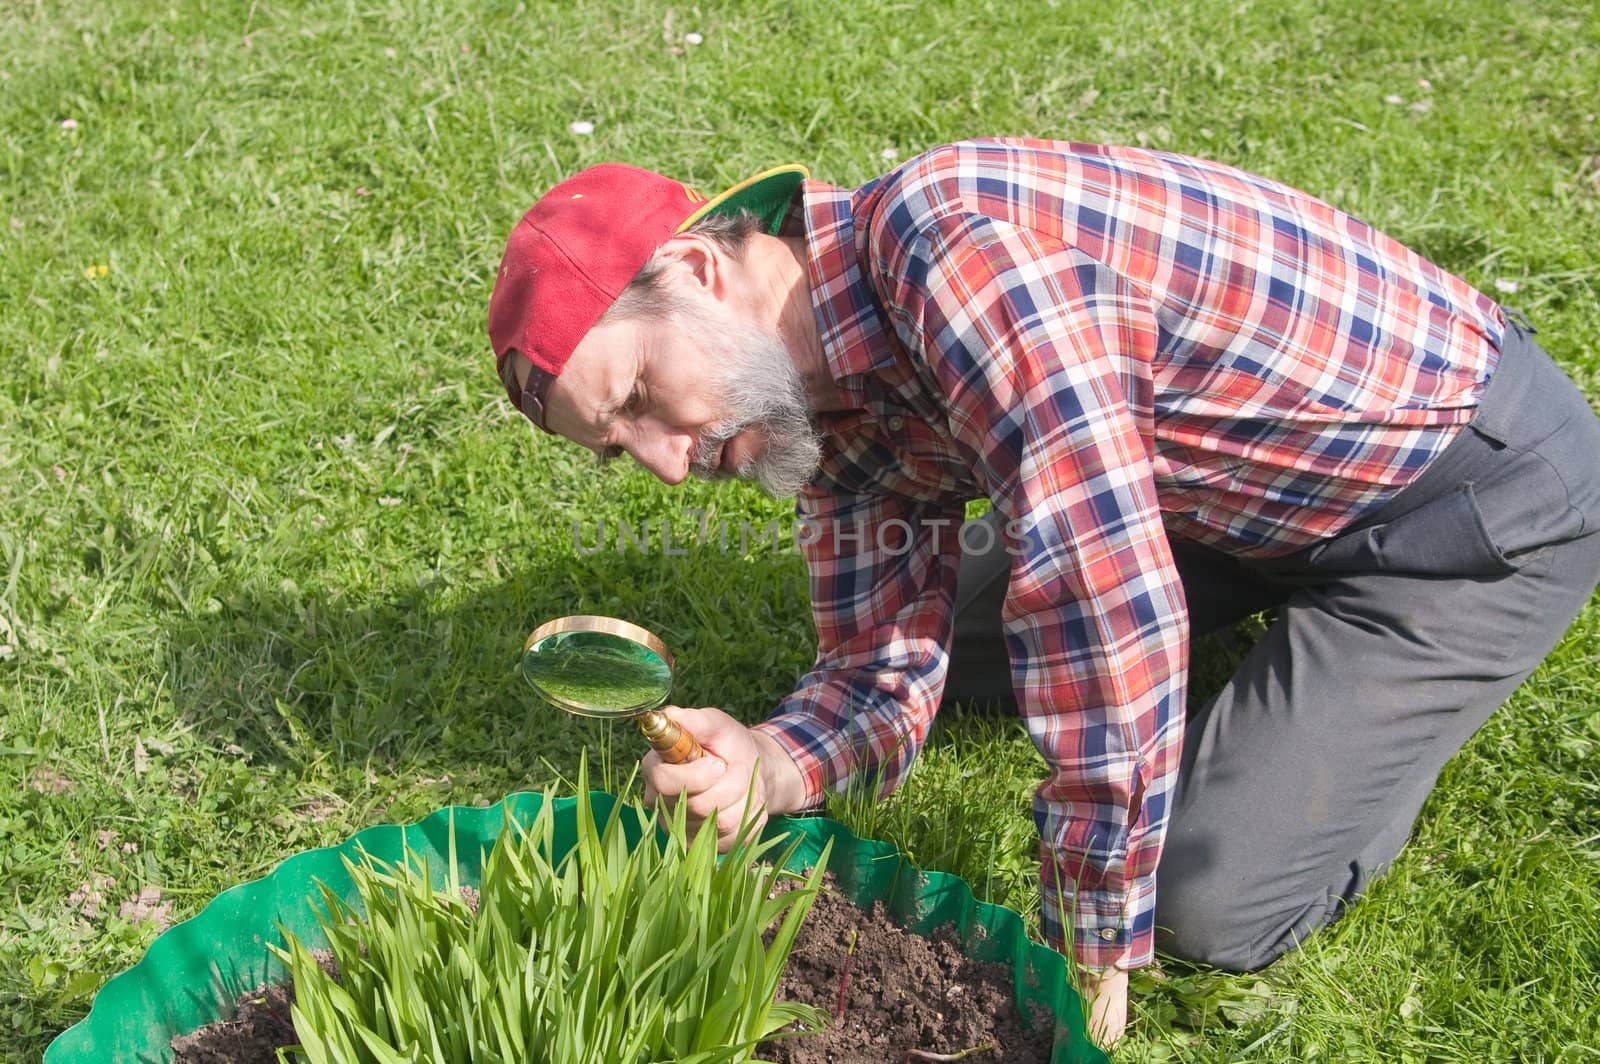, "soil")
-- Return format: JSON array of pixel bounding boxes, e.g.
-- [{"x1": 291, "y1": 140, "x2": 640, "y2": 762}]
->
[
  {"x1": 170, "y1": 885, "x2": 1052, "y2": 1063},
  {"x1": 757, "y1": 887, "x2": 1052, "y2": 1064},
  {"x1": 169, "y1": 955, "x2": 329, "y2": 1063}
]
